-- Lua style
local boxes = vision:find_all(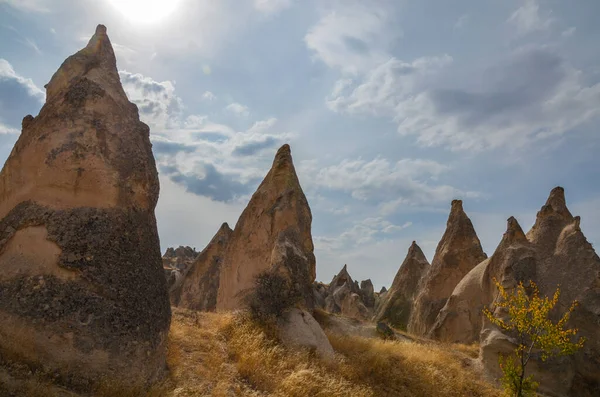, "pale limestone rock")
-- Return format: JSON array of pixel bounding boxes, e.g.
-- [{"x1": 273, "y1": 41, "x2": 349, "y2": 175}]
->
[
  {"x1": 278, "y1": 308, "x2": 334, "y2": 360},
  {"x1": 408, "y1": 200, "x2": 487, "y2": 336},
  {"x1": 216, "y1": 144, "x2": 315, "y2": 310}
]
